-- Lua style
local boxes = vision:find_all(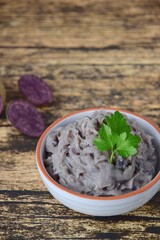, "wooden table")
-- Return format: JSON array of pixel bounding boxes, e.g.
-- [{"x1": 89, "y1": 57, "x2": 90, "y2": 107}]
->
[{"x1": 0, "y1": 1, "x2": 160, "y2": 239}]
